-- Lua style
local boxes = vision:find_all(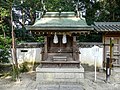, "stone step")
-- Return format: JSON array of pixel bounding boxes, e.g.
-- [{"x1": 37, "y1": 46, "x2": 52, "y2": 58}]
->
[
  {"x1": 53, "y1": 56, "x2": 67, "y2": 58},
  {"x1": 53, "y1": 56, "x2": 67, "y2": 61},
  {"x1": 36, "y1": 67, "x2": 84, "y2": 83},
  {"x1": 53, "y1": 56, "x2": 67, "y2": 59},
  {"x1": 53, "y1": 59, "x2": 67, "y2": 61},
  {"x1": 40, "y1": 61, "x2": 80, "y2": 64}
]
